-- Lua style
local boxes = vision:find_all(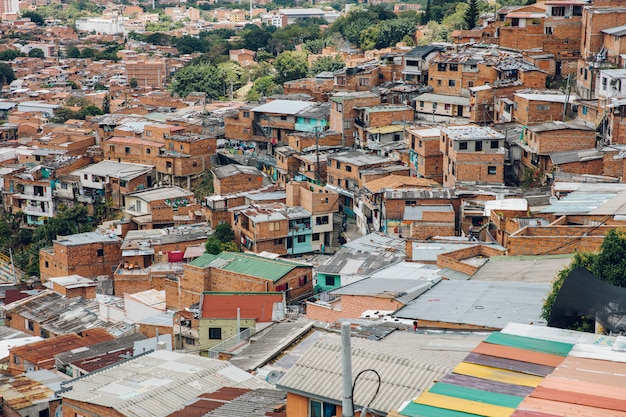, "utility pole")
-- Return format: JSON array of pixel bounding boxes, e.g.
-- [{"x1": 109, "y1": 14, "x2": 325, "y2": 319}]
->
[{"x1": 562, "y1": 73, "x2": 572, "y2": 122}]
